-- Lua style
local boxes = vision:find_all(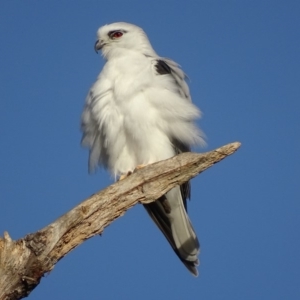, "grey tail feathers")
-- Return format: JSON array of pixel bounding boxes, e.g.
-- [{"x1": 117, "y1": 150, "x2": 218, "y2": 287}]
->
[{"x1": 143, "y1": 185, "x2": 200, "y2": 276}]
